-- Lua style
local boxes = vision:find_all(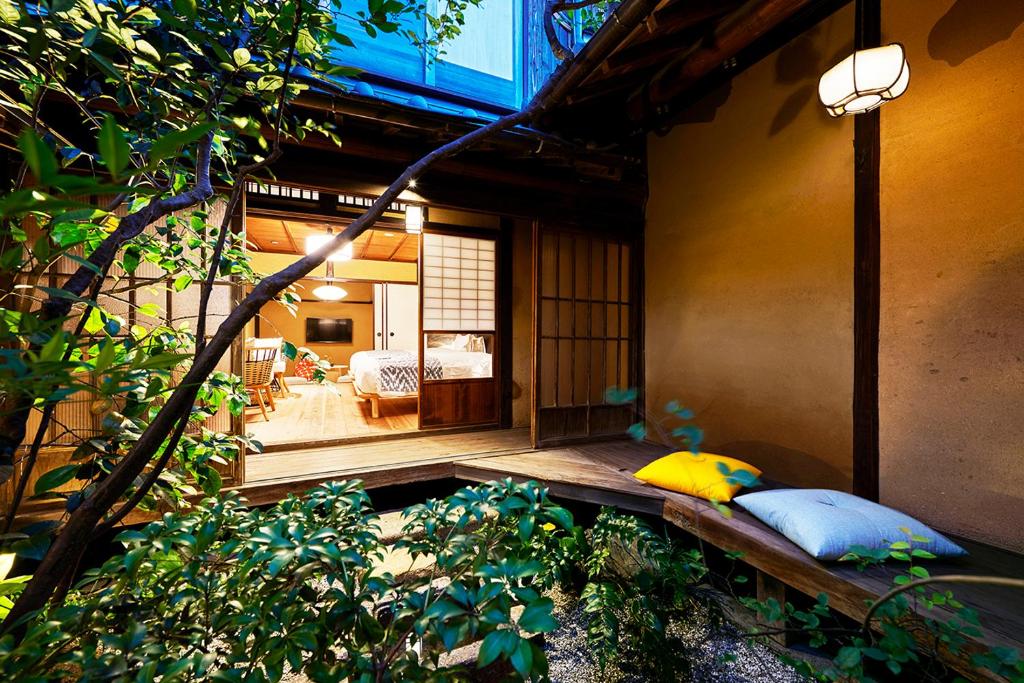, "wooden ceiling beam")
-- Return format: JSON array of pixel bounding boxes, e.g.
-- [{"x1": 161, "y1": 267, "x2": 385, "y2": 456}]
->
[
  {"x1": 360, "y1": 229, "x2": 374, "y2": 260},
  {"x1": 387, "y1": 233, "x2": 410, "y2": 261},
  {"x1": 281, "y1": 220, "x2": 300, "y2": 254},
  {"x1": 627, "y1": 0, "x2": 822, "y2": 120},
  {"x1": 579, "y1": 0, "x2": 738, "y2": 85}
]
